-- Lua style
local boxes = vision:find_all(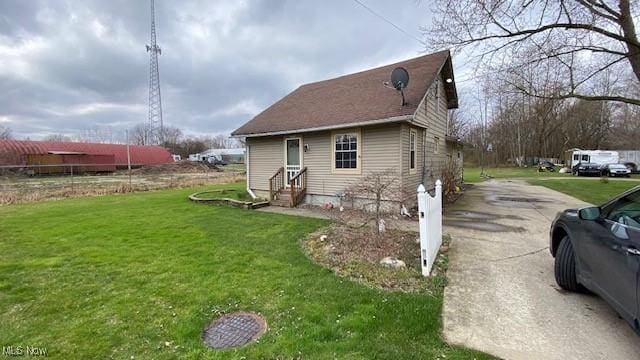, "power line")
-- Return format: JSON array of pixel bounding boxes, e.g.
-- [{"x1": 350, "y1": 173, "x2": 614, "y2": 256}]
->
[{"x1": 351, "y1": 0, "x2": 426, "y2": 46}]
